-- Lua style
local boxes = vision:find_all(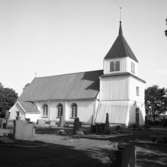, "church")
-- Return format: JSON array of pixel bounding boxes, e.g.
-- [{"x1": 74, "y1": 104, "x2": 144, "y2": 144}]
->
[{"x1": 9, "y1": 22, "x2": 146, "y2": 126}]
